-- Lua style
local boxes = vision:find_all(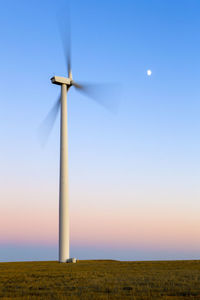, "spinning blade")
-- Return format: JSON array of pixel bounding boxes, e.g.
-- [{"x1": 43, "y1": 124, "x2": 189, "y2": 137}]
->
[{"x1": 38, "y1": 94, "x2": 61, "y2": 146}]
